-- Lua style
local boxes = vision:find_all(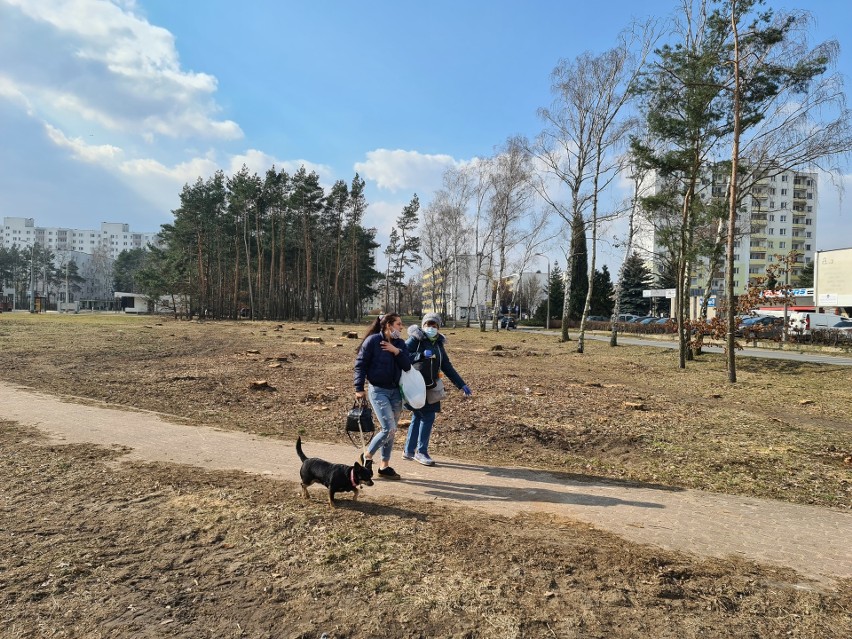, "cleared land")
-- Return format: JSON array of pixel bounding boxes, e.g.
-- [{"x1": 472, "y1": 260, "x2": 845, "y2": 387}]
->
[{"x1": 0, "y1": 313, "x2": 849, "y2": 638}]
